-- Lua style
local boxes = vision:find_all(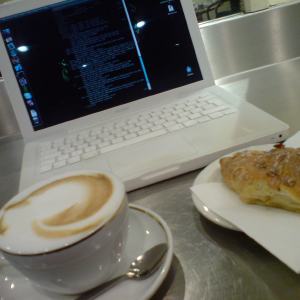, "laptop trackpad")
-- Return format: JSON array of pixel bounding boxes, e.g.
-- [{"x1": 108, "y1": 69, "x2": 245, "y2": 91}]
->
[{"x1": 107, "y1": 134, "x2": 197, "y2": 178}]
